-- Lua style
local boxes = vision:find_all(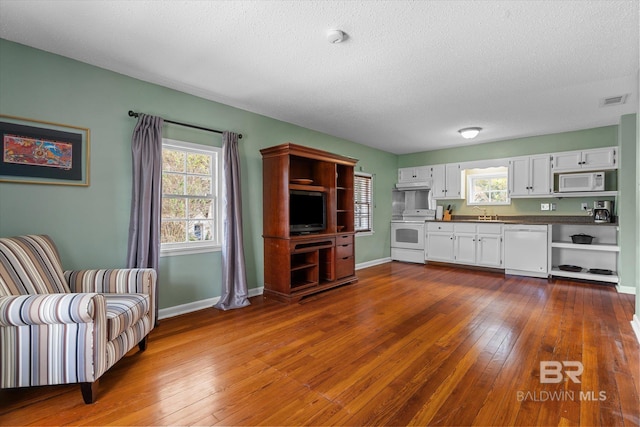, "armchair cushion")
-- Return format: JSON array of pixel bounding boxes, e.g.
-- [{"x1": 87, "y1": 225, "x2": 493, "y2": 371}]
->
[
  {"x1": 104, "y1": 294, "x2": 149, "y2": 341},
  {"x1": 0, "y1": 235, "x2": 70, "y2": 296},
  {"x1": 0, "y1": 293, "x2": 99, "y2": 326}
]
